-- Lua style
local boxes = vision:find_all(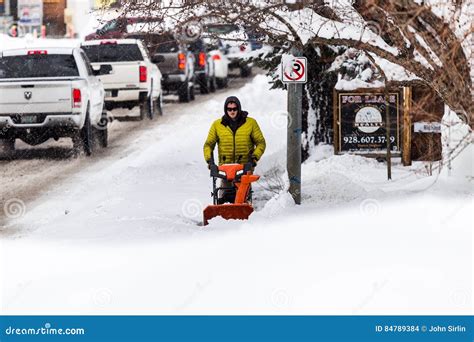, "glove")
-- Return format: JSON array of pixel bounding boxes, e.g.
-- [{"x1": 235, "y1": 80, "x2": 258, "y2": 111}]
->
[{"x1": 251, "y1": 156, "x2": 258, "y2": 167}]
